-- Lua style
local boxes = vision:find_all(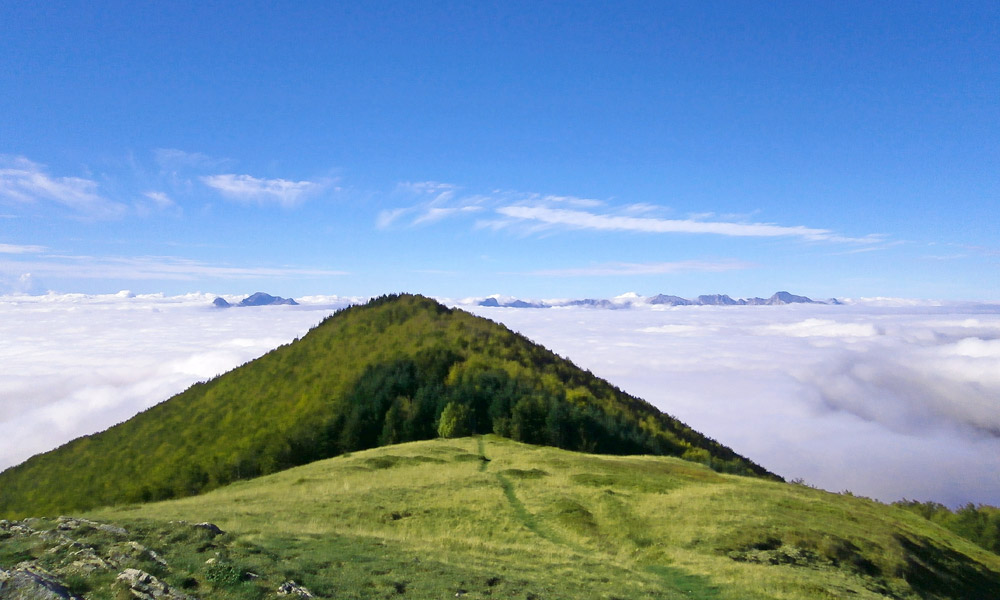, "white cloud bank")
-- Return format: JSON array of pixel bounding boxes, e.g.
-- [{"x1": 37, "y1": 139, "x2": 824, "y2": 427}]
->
[
  {"x1": 2, "y1": 294, "x2": 999, "y2": 507},
  {"x1": 0, "y1": 292, "x2": 356, "y2": 471},
  {"x1": 464, "y1": 302, "x2": 1000, "y2": 507}
]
